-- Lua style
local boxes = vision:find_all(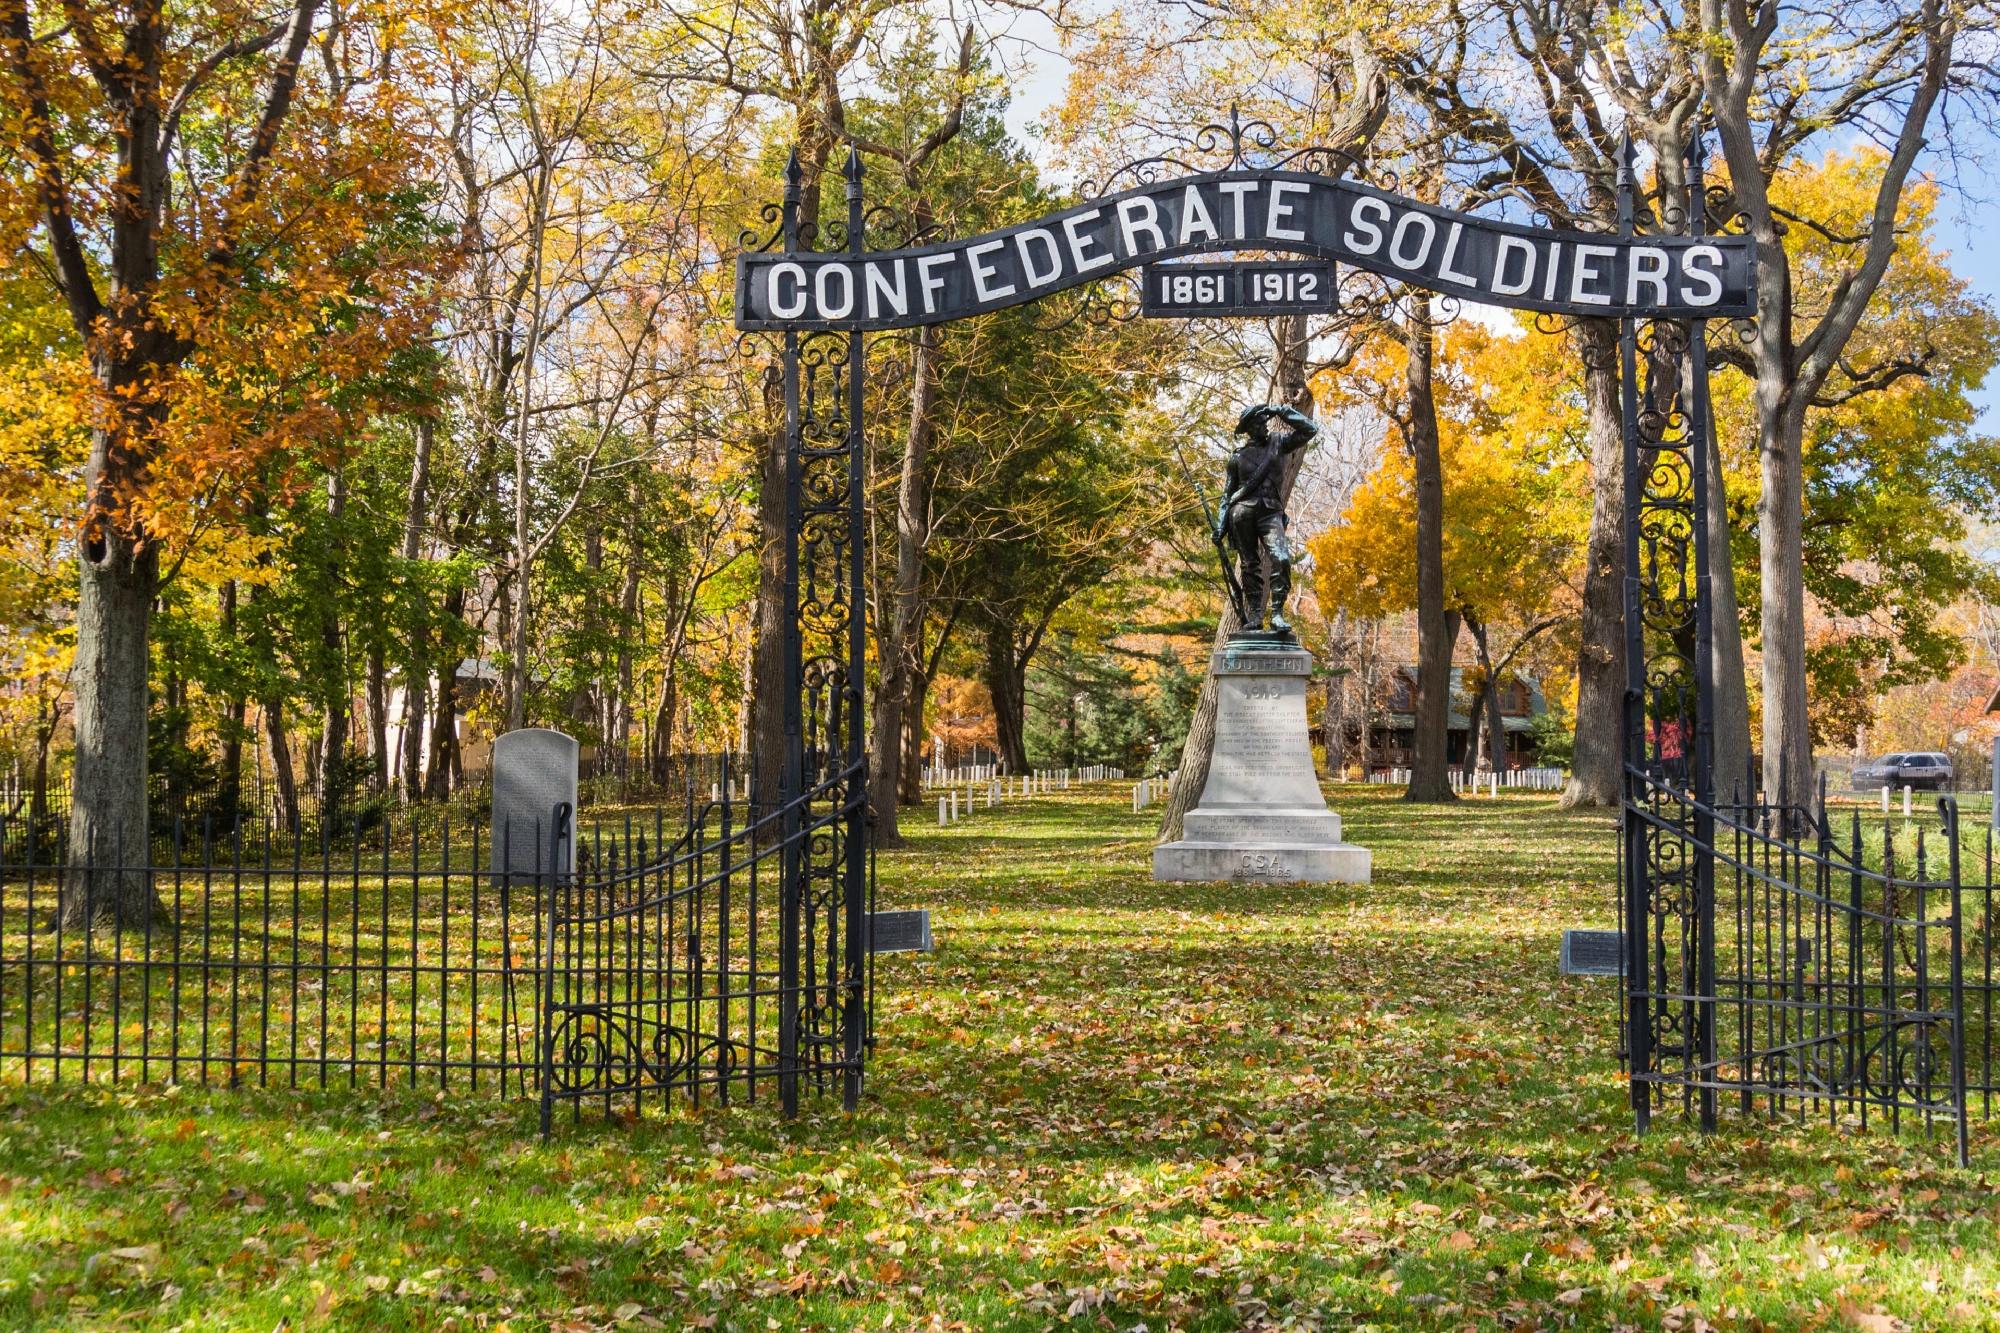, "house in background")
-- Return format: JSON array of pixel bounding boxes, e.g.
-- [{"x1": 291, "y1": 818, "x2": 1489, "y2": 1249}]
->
[{"x1": 1363, "y1": 666, "x2": 1550, "y2": 771}]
